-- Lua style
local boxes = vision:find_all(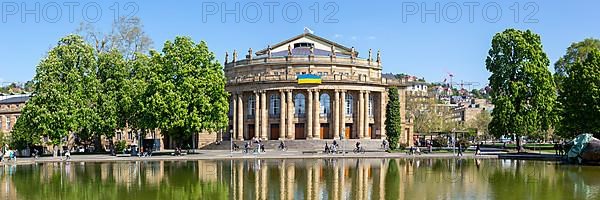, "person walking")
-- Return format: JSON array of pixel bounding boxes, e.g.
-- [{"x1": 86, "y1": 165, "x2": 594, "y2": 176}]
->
[
  {"x1": 64, "y1": 148, "x2": 71, "y2": 160},
  {"x1": 475, "y1": 143, "x2": 481, "y2": 156},
  {"x1": 457, "y1": 143, "x2": 463, "y2": 157}
]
